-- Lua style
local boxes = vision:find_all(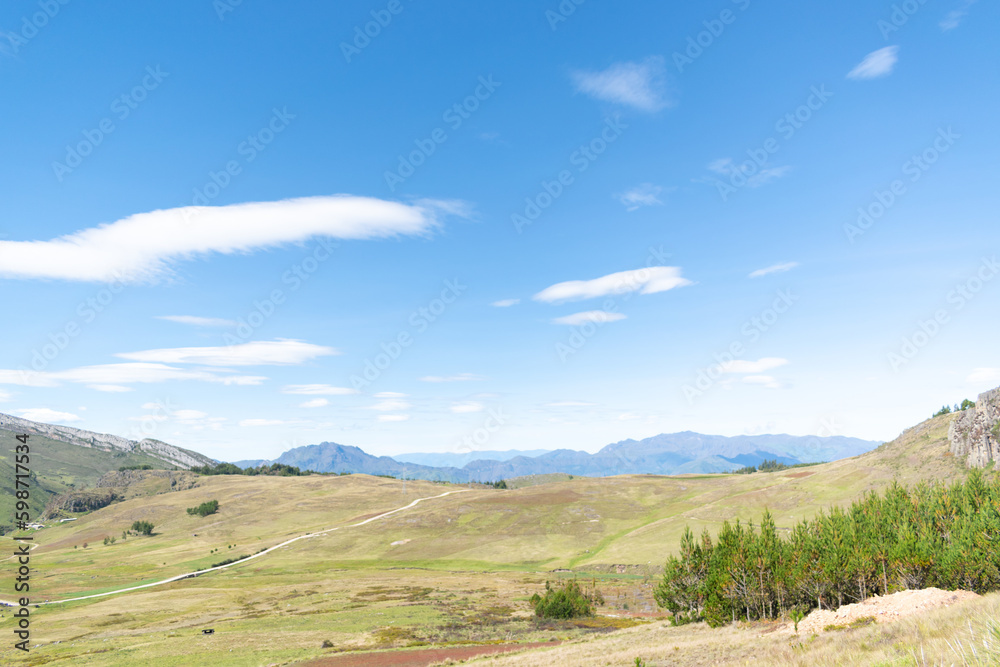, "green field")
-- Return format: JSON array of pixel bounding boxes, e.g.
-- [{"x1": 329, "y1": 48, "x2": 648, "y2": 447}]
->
[{"x1": 0, "y1": 413, "x2": 977, "y2": 665}]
